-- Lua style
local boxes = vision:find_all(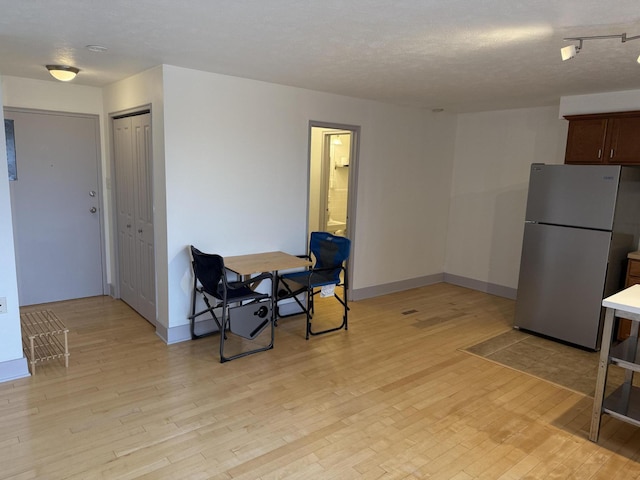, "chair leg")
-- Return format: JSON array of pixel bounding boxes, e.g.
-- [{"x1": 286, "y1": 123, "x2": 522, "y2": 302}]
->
[
  {"x1": 342, "y1": 291, "x2": 348, "y2": 331},
  {"x1": 189, "y1": 294, "x2": 222, "y2": 340},
  {"x1": 275, "y1": 281, "x2": 310, "y2": 325},
  {"x1": 189, "y1": 279, "x2": 199, "y2": 339},
  {"x1": 305, "y1": 288, "x2": 312, "y2": 340},
  {"x1": 219, "y1": 304, "x2": 229, "y2": 363},
  {"x1": 219, "y1": 298, "x2": 276, "y2": 363},
  {"x1": 308, "y1": 286, "x2": 349, "y2": 337}
]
